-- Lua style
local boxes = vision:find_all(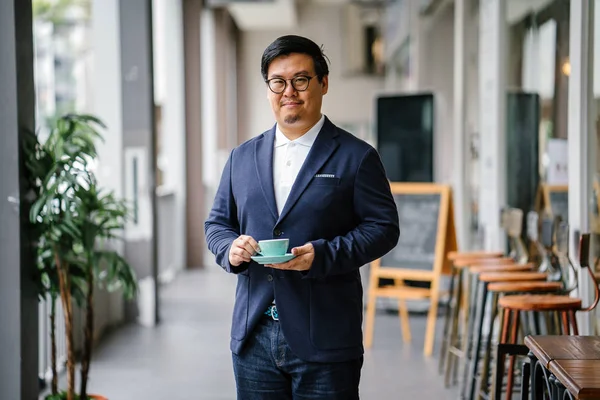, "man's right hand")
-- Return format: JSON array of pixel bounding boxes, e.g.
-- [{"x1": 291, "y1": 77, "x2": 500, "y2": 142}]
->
[{"x1": 229, "y1": 235, "x2": 260, "y2": 266}]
